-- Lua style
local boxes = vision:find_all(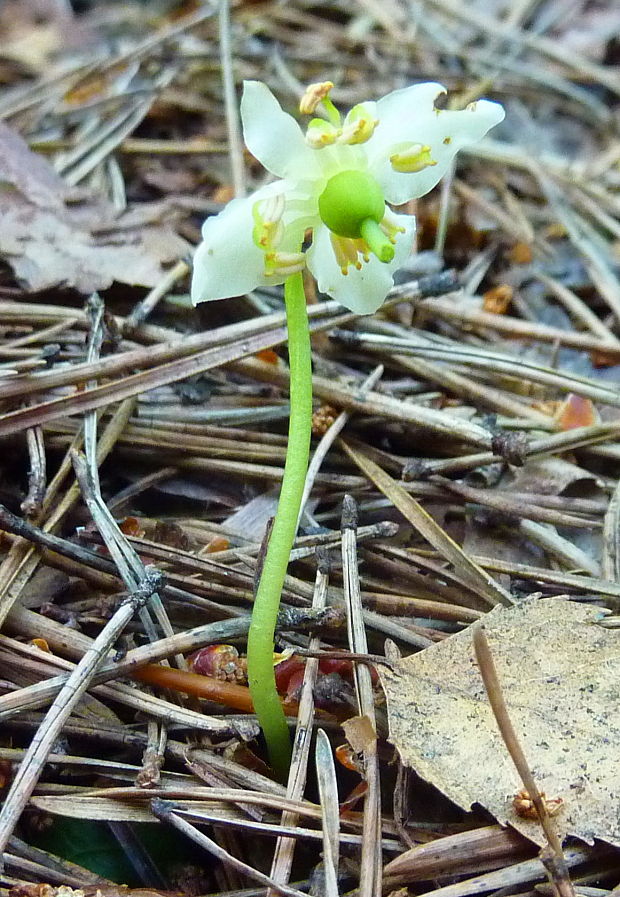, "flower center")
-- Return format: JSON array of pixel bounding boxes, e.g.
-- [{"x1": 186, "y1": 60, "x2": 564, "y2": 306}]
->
[
  {"x1": 318, "y1": 170, "x2": 395, "y2": 264},
  {"x1": 318, "y1": 170, "x2": 384, "y2": 239}
]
